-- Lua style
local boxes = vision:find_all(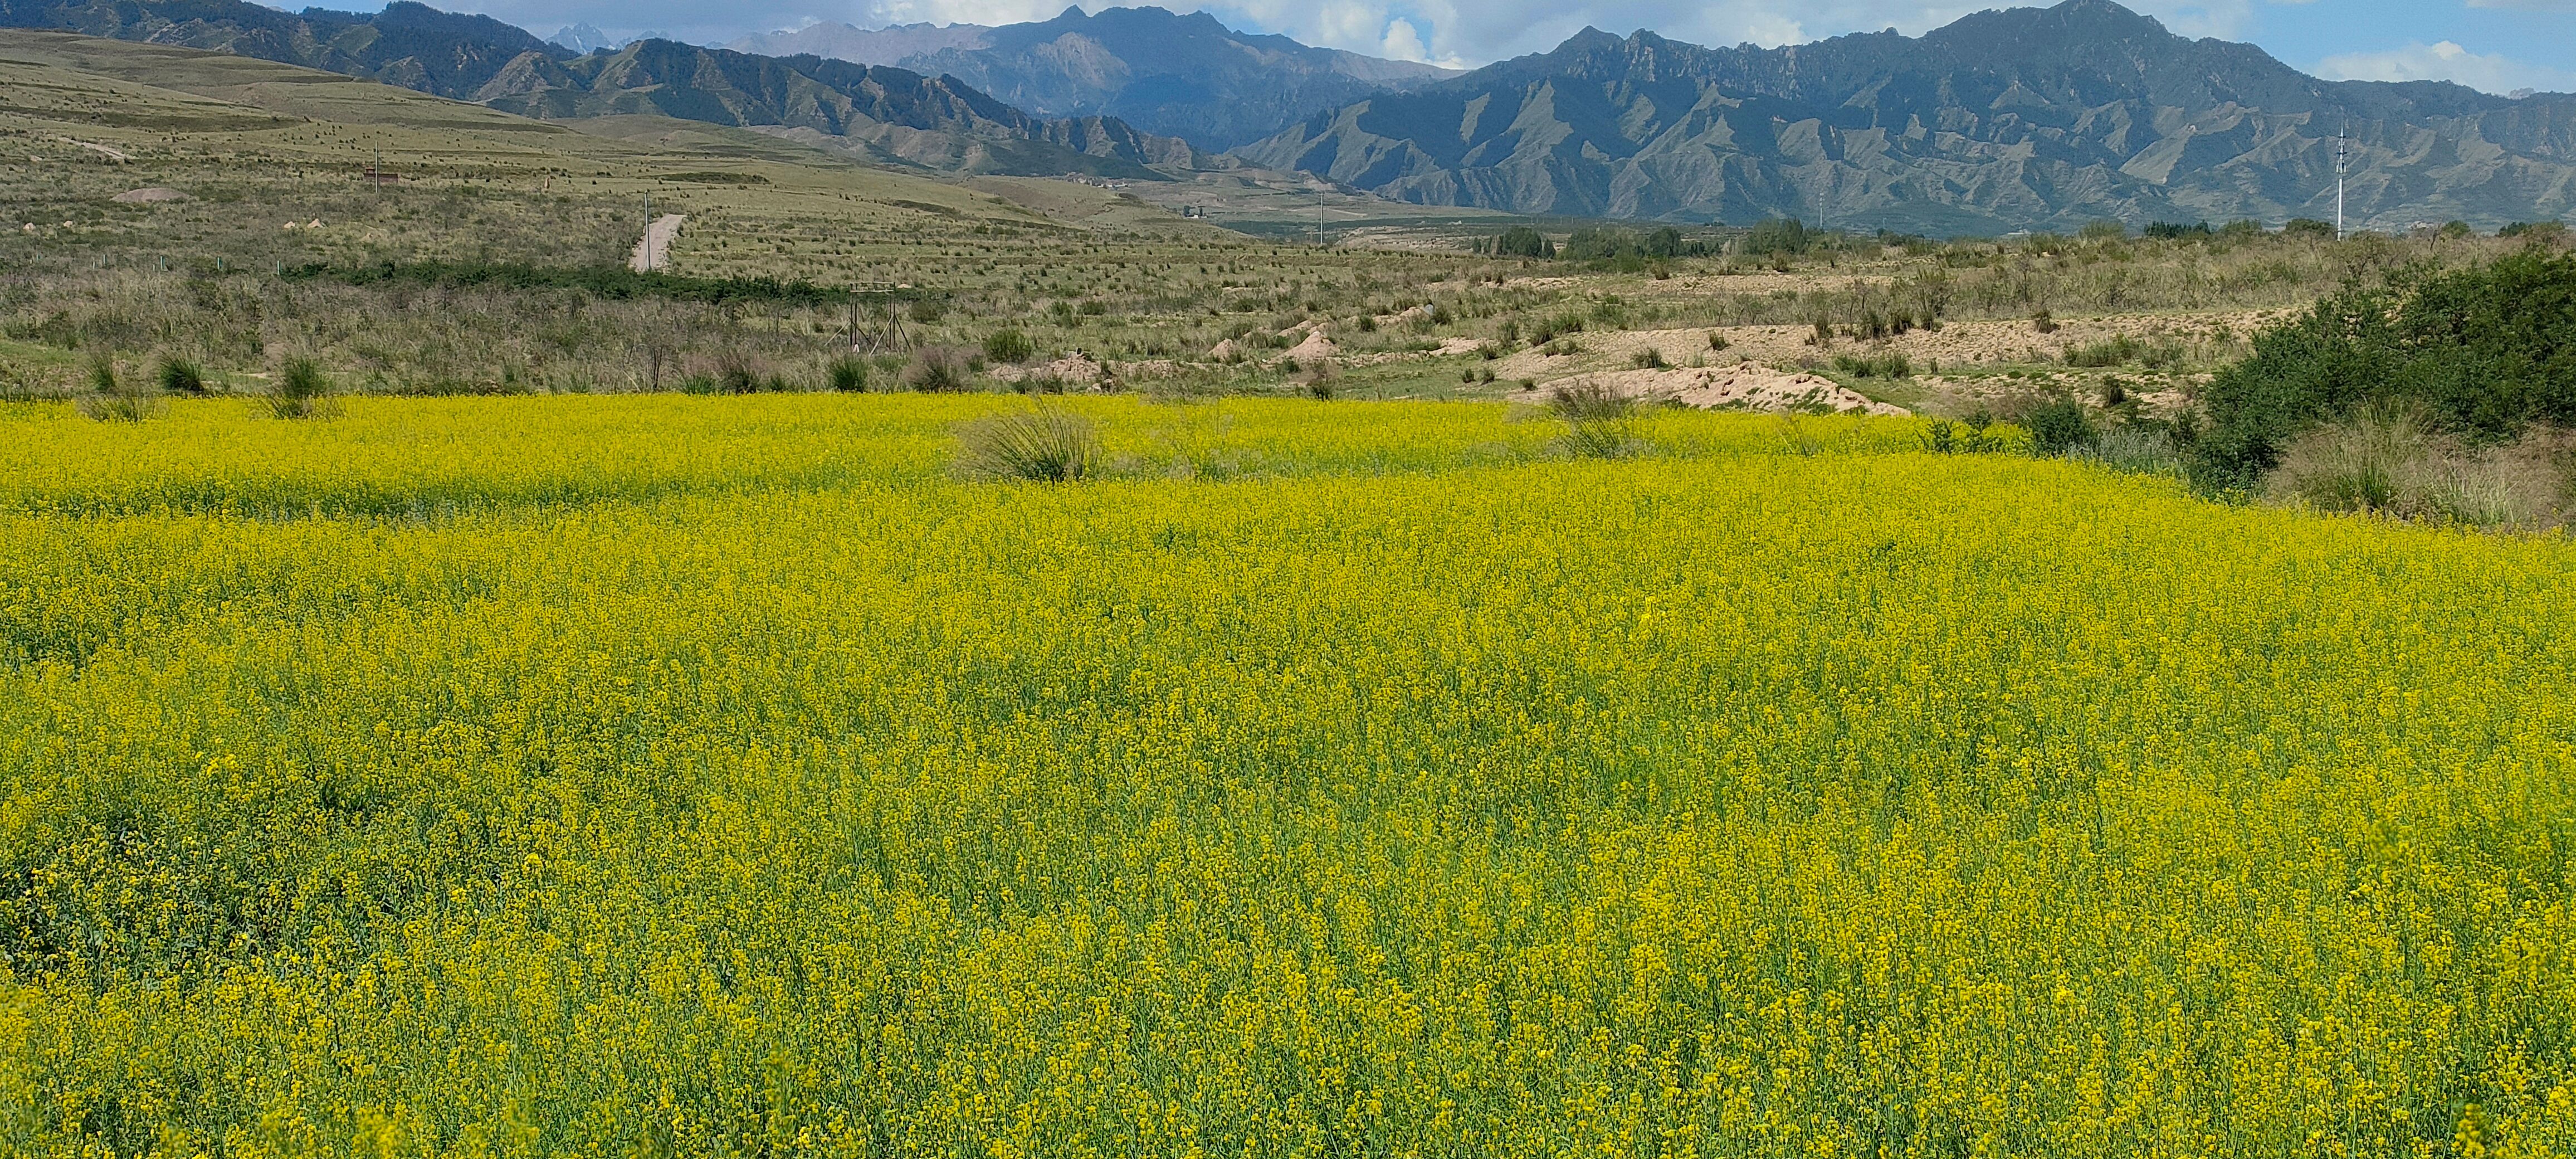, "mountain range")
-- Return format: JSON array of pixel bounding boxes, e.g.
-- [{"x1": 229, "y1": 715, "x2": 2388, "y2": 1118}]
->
[
  {"x1": 2, "y1": 0, "x2": 2572, "y2": 232},
  {"x1": 0, "y1": 0, "x2": 1207, "y2": 177},
  {"x1": 1241, "y1": 0, "x2": 2576, "y2": 231},
  {"x1": 877, "y1": 7, "x2": 1458, "y2": 151},
  {"x1": 722, "y1": 10, "x2": 1456, "y2": 149}
]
